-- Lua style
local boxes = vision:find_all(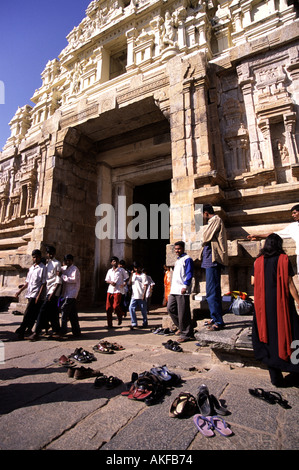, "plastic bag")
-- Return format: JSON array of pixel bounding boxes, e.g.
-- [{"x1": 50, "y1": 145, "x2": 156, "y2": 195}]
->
[{"x1": 231, "y1": 296, "x2": 253, "y2": 315}]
